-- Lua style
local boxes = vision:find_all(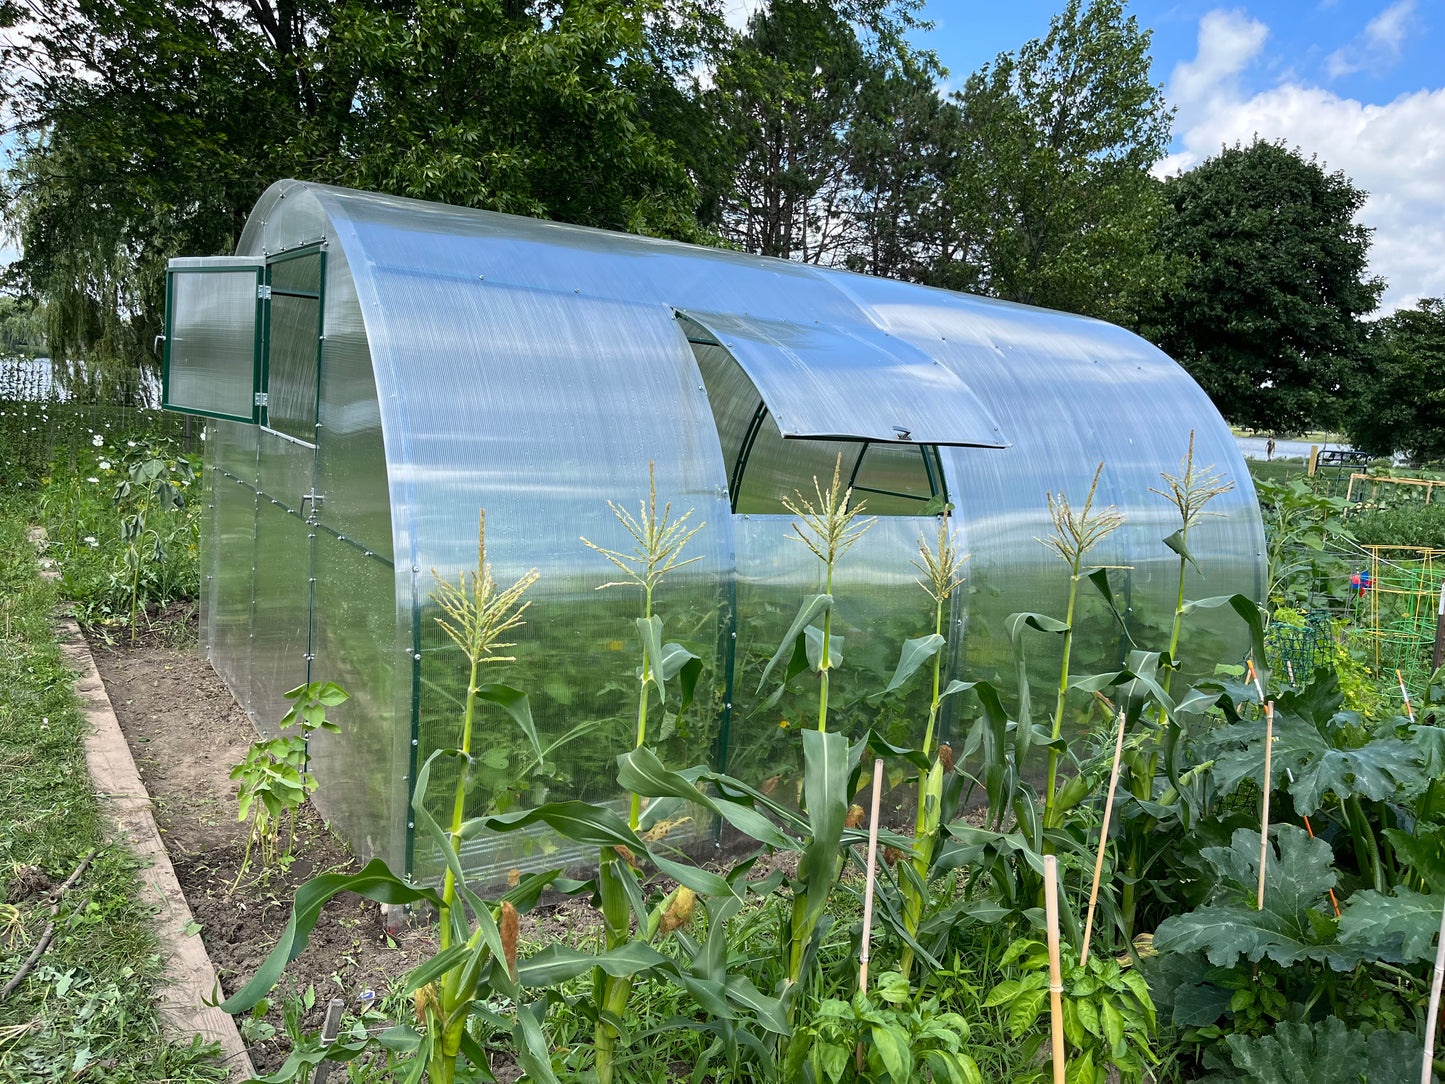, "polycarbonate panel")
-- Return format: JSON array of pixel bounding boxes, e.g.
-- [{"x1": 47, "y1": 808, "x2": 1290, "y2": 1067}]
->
[
  {"x1": 249, "y1": 429, "x2": 316, "y2": 735},
  {"x1": 311, "y1": 248, "x2": 392, "y2": 557},
  {"x1": 205, "y1": 419, "x2": 259, "y2": 702},
  {"x1": 309, "y1": 539, "x2": 404, "y2": 867},
  {"x1": 726, "y1": 515, "x2": 943, "y2": 800},
  {"x1": 165, "y1": 261, "x2": 262, "y2": 420},
  {"x1": 264, "y1": 292, "x2": 321, "y2": 442},
  {"x1": 270, "y1": 251, "x2": 322, "y2": 295},
  {"x1": 679, "y1": 309, "x2": 1006, "y2": 447},
  {"x1": 835, "y1": 275, "x2": 1265, "y2": 701},
  {"x1": 347, "y1": 277, "x2": 731, "y2": 884}
]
